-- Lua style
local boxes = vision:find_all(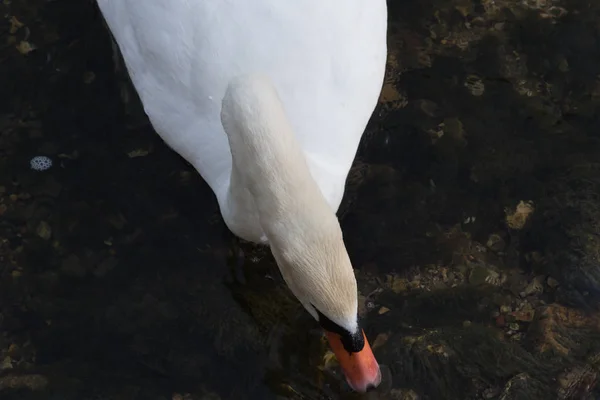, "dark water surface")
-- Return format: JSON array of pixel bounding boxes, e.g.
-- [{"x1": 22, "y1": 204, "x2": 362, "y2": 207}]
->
[{"x1": 1, "y1": 0, "x2": 600, "y2": 399}]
